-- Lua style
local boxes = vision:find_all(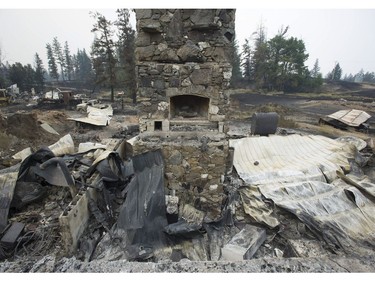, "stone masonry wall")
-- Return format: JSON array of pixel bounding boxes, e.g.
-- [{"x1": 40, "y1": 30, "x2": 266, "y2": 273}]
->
[
  {"x1": 135, "y1": 9, "x2": 235, "y2": 131},
  {"x1": 132, "y1": 134, "x2": 229, "y2": 220}
]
